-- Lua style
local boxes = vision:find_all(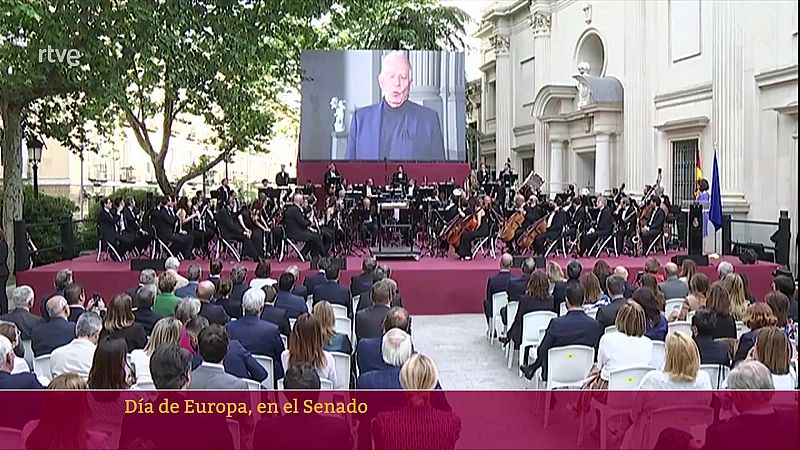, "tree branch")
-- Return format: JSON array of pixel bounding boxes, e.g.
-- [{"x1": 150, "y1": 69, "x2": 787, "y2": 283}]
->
[
  {"x1": 159, "y1": 65, "x2": 174, "y2": 159},
  {"x1": 123, "y1": 107, "x2": 157, "y2": 160},
  {"x1": 174, "y1": 146, "x2": 231, "y2": 188}
]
